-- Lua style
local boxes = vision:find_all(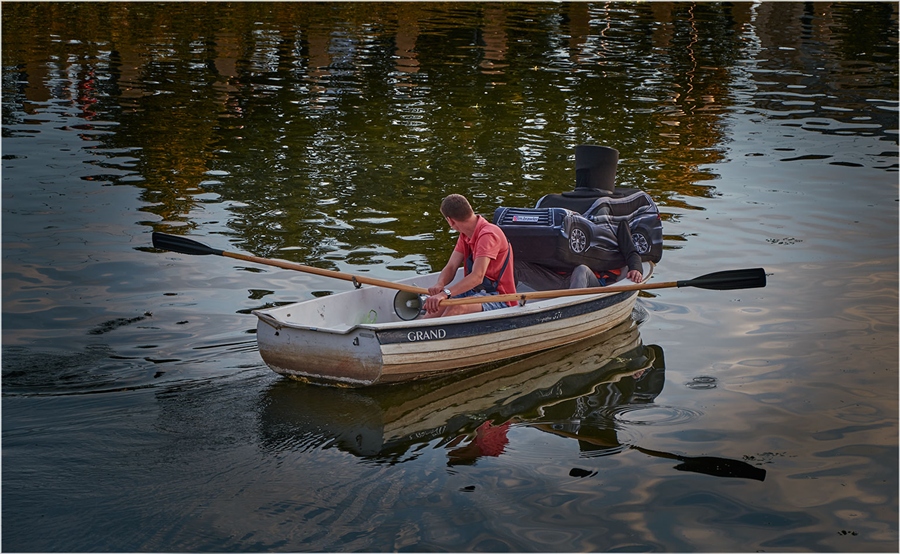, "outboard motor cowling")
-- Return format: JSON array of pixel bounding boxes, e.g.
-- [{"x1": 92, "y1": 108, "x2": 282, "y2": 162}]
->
[
  {"x1": 575, "y1": 144, "x2": 618, "y2": 195},
  {"x1": 536, "y1": 145, "x2": 621, "y2": 212}
]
